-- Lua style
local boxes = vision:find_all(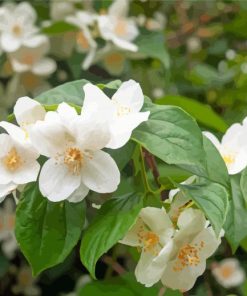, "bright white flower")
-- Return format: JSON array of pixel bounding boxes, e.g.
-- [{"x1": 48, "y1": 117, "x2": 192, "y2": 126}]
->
[
  {"x1": 66, "y1": 11, "x2": 97, "y2": 69},
  {"x1": 30, "y1": 103, "x2": 120, "y2": 202},
  {"x1": 8, "y1": 36, "x2": 56, "y2": 76},
  {"x1": 120, "y1": 207, "x2": 175, "y2": 287},
  {"x1": 0, "y1": 96, "x2": 46, "y2": 144},
  {"x1": 97, "y1": 0, "x2": 139, "y2": 52},
  {"x1": 212, "y1": 258, "x2": 245, "y2": 288},
  {"x1": 50, "y1": 0, "x2": 76, "y2": 21},
  {"x1": 0, "y1": 133, "x2": 40, "y2": 201},
  {"x1": 0, "y1": 199, "x2": 18, "y2": 258},
  {"x1": 0, "y1": 2, "x2": 40, "y2": 52},
  {"x1": 82, "y1": 80, "x2": 150, "y2": 149},
  {"x1": 204, "y1": 123, "x2": 247, "y2": 174},
  {"x1": 161, "y1": 208, "x2": 222, "y2": 292}
]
